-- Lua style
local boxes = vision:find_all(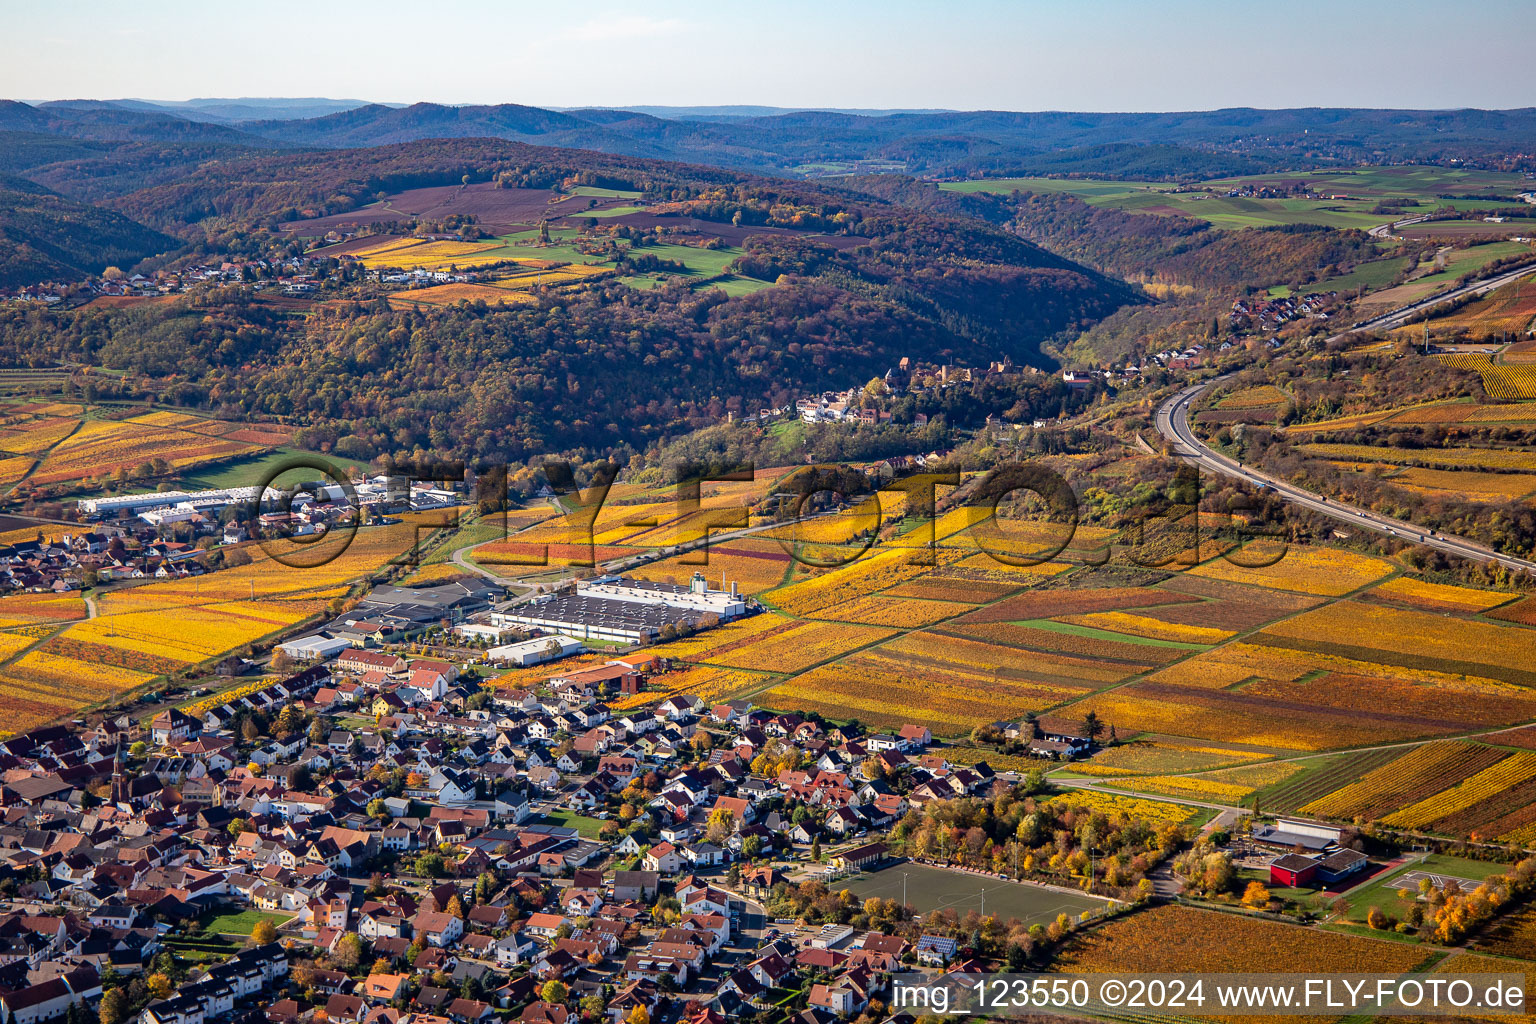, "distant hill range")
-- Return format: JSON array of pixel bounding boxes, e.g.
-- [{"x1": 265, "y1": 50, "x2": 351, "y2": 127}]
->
[
  {"x1": 7, "y1": 98, "x2": 1536, "y2": 179},
  {"x1": 3, "y1": 95, "x2": 1536, "y2": 289}
]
